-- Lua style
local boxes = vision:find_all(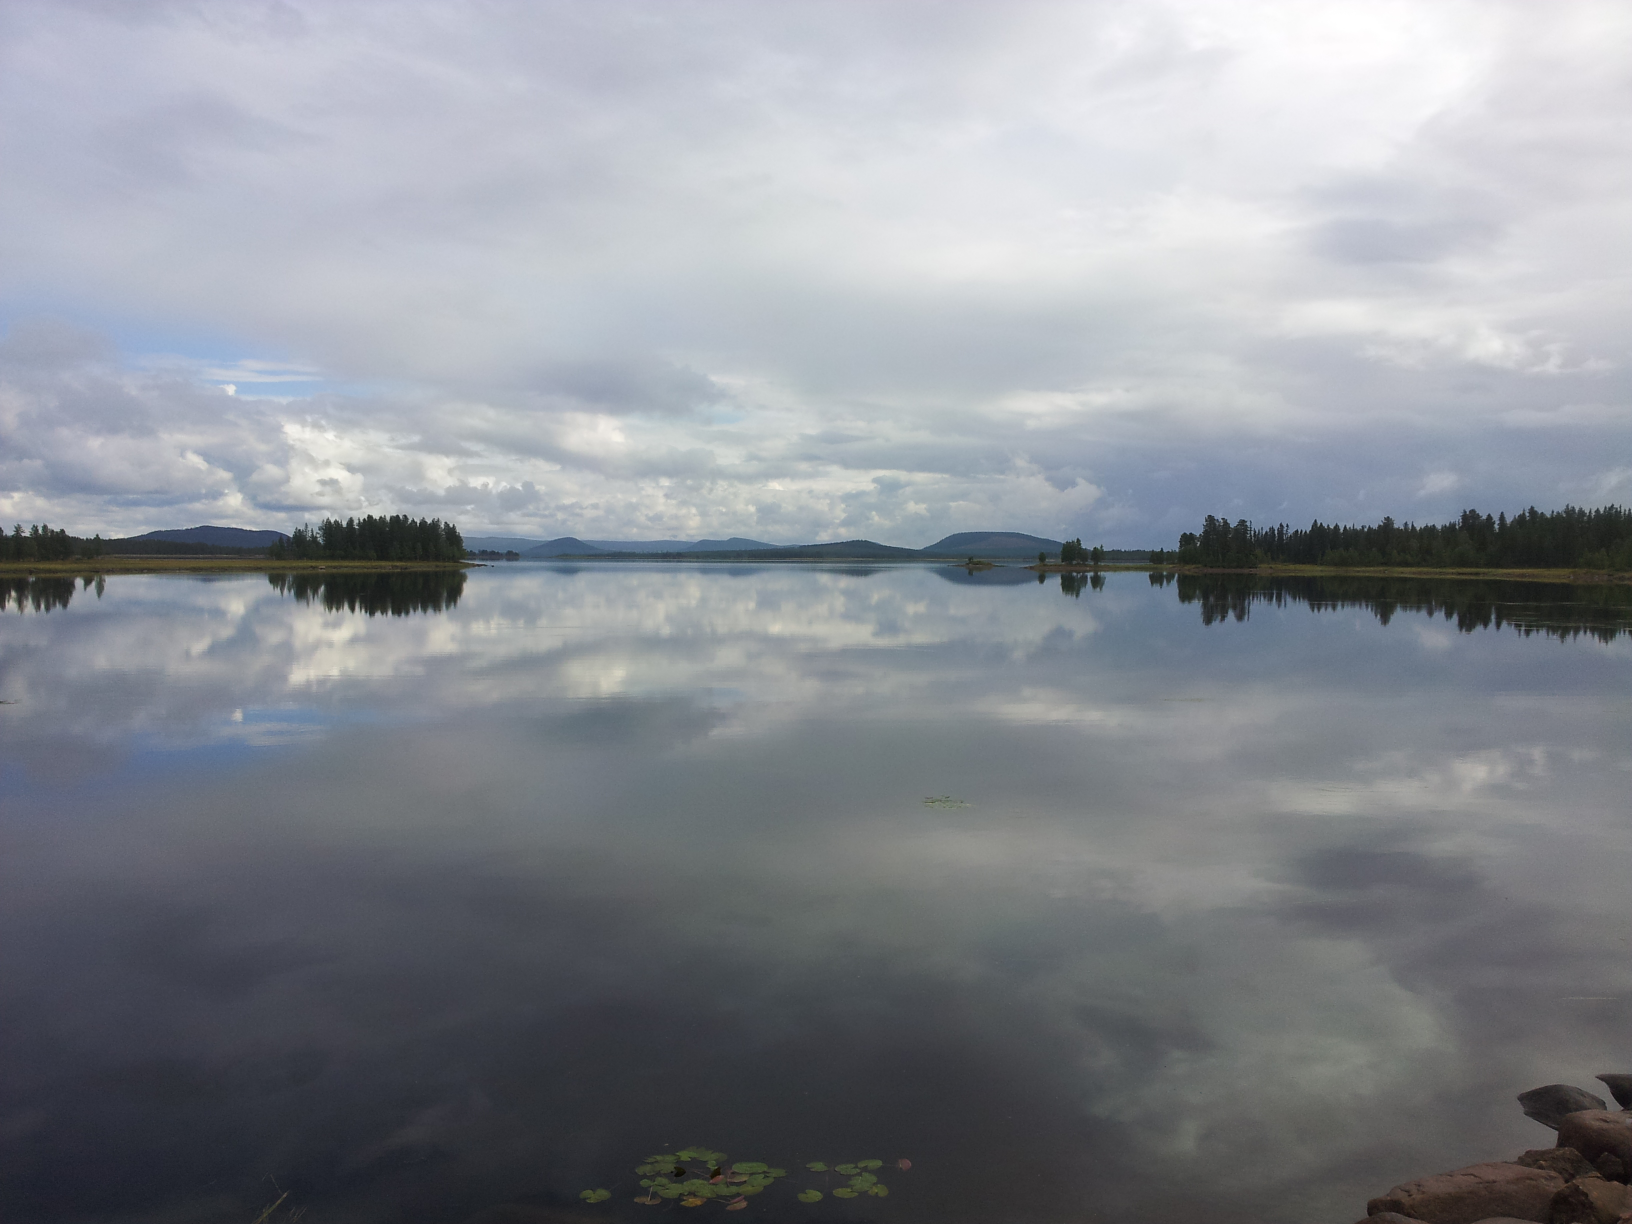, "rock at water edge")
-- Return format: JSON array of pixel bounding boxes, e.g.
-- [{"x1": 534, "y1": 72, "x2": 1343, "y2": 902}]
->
[
  {"x1": 1545, "y1": 1175, "x2": 1631, "y2": 1224},
  {"x1": 1519, "y1": 1086, "x2": 1610, "y2": 1131},
  {"x1": 1557, "y1": 1111, "x2": 1632, "y2": 1168},
  {"x1": 1367, "y1": 1162, "x2": 1565, "y2": 1224},
  {"x1": 1594, "y1": 1075, "x2": 1632, "y2": 1111}
]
